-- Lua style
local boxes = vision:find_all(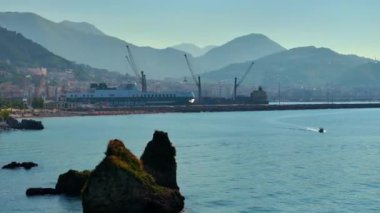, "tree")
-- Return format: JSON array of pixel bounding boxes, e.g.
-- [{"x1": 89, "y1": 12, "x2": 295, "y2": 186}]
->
[
  {"x1": 0, "y1": 109, "x2": 10, "y2": 120},
  {"x1": 32, "y1": 97, "x2": 44, "y2": 109}
]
